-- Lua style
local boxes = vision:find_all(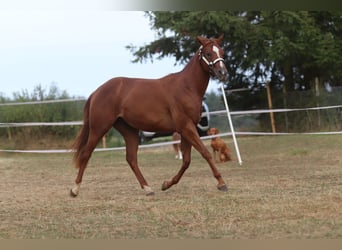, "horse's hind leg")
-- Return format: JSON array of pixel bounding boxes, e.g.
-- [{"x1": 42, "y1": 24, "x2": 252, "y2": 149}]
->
[
  {"x1": 162, "y1": 136, "x2": 192, "y2": 191},
  {"x1": 114, "y1": 120, "x2": 154, "y2": 196},
  {"x1": 70, "y1": 133, "x2": 104, "y2": 197},
  {"x1": 71, "y1": 125, "x2": 113, "y2": 197}
]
